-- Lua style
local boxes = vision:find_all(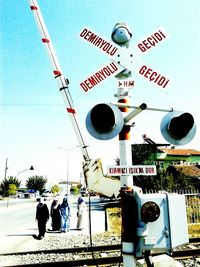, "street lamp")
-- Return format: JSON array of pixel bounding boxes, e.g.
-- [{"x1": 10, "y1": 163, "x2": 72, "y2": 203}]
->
[
  {"x1": 17, "y1": 165, "x2": 34, "y2": 177},
  {"x1": 58, "y1": 146, "x2": 79, "y2": 195},
  {"x1": 16, "y1": 165, "x2": 34, "y2": 187}
]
